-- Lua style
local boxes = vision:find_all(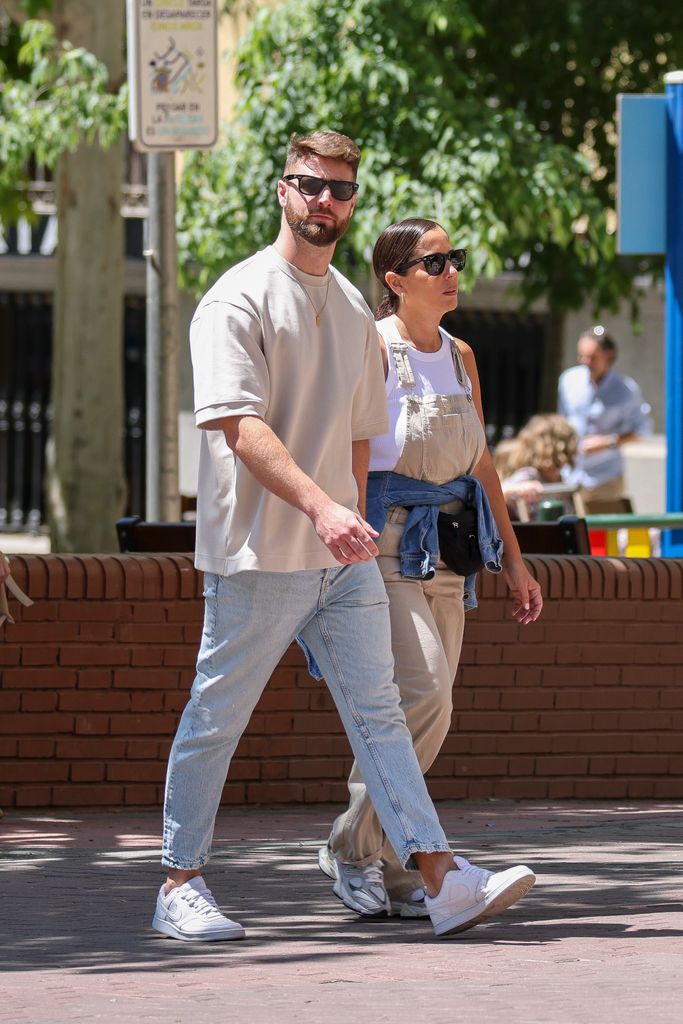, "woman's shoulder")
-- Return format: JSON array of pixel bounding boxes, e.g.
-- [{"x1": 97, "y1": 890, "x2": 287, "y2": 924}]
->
[{"x1": 439, "y1": 325, "x2": 473, "y2": 357}]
